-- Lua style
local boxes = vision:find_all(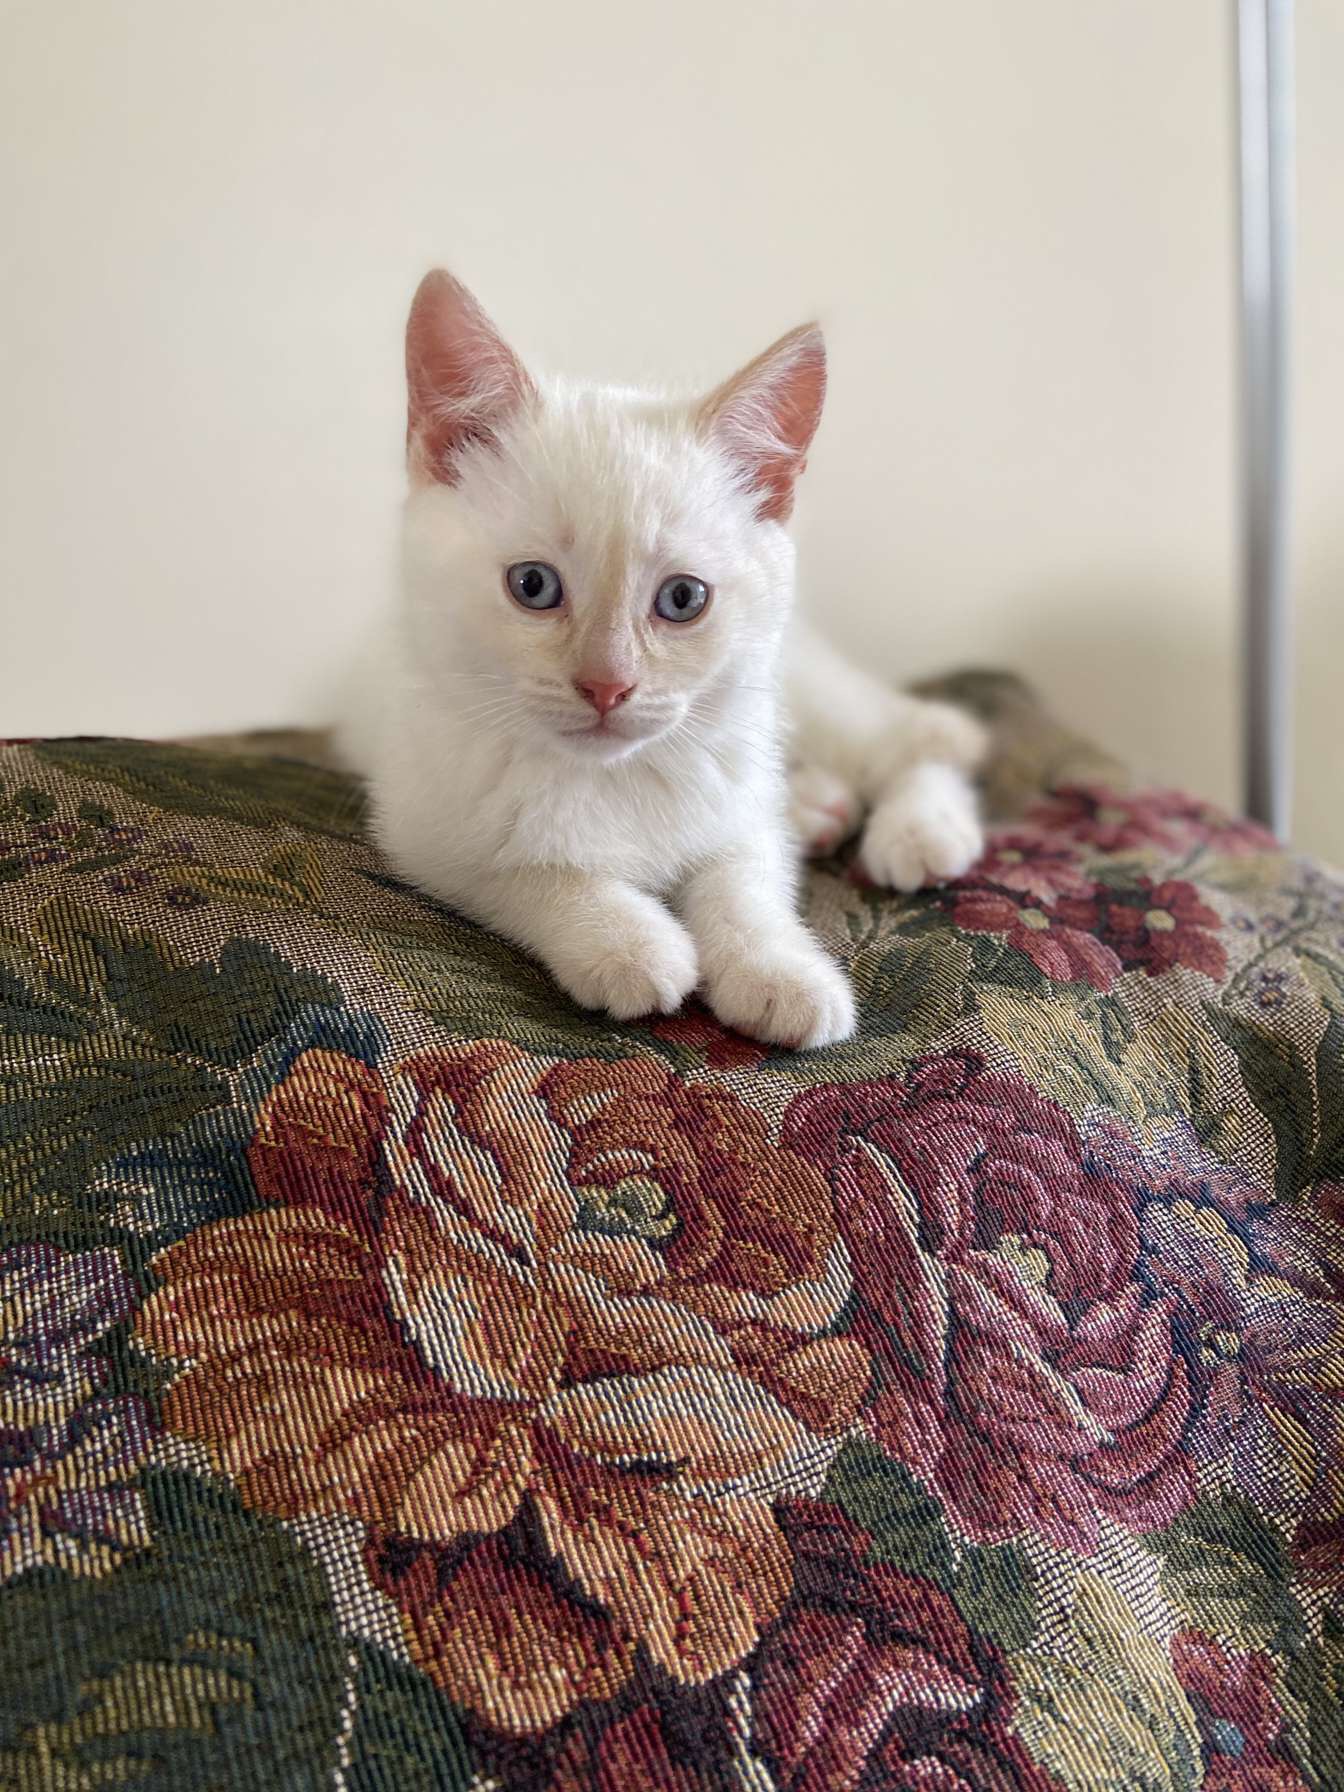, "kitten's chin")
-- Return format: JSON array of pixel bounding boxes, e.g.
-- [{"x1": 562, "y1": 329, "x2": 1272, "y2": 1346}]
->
[{"x1": 552, "y1": 722, "x2": 658, "y2": 764}]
